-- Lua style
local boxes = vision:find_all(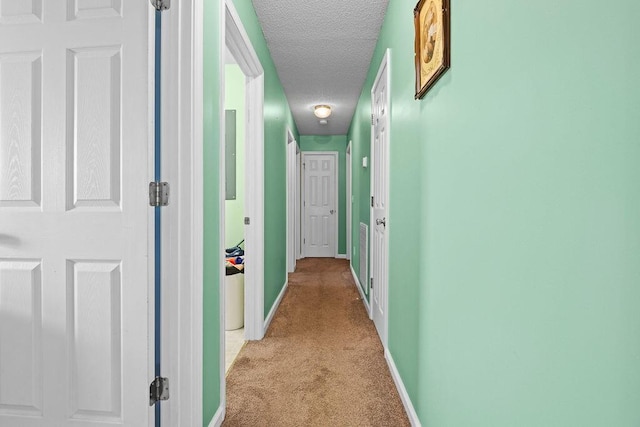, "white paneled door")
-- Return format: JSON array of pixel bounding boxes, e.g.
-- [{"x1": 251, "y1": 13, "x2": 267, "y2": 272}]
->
[
  {"x1": 371, "y1": 51, "x2": 390, "y2": 345},
  {"x1": 303, "y1": 152, "x2": 337, "y2": 258},
  {"x1": 0, "y1": 1, "x2": 151, "y2": 426}
]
